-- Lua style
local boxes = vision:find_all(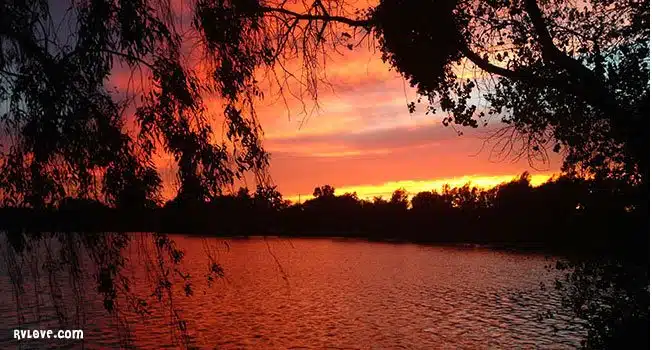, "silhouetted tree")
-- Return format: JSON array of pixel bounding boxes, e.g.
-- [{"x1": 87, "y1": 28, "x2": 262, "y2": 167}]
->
[
  {"x1": 411, "y1": 191, "x2": 452, "y2": 213},
  {"x1": 389, "y1": 188, "x2": 409, "y2": 210},
  {"x1": 0, "y1": 2, "x2": 293, "y2": 344},
  {"x1": 236, "y1": 187, "x2": 252, "y2": 201},
  {"x1": 372, "y1": 196, "x2": 386, "y2": 205},
  {"x1": 449, "y1": 183, "x2": 481, "y2": 210},
  {"x1": 312, "y1": 185, "x2": 336, "y2": 198},
  {"x1": 0, "y1": 0, "x2": 278, "y2": 209},
  {"x1": 374, "y1": 0, "x2": 647, "y2": 184},
  {"x1": 494, "y1": 172, "x2": 533, "y2": 211},
  {"x1": 254, "y1": 184, "x2": 286, "y2": 211}
]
